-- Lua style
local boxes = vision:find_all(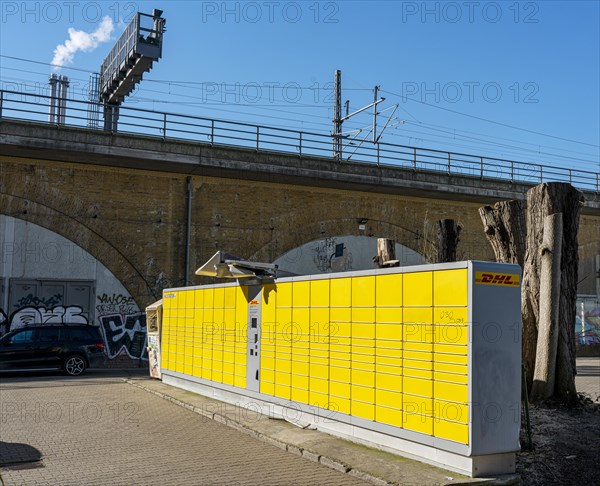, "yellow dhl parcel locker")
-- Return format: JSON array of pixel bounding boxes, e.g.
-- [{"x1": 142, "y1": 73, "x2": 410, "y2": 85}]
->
[{"x1": 160, "y1": 261, "x2": 521, "y2": 477}]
